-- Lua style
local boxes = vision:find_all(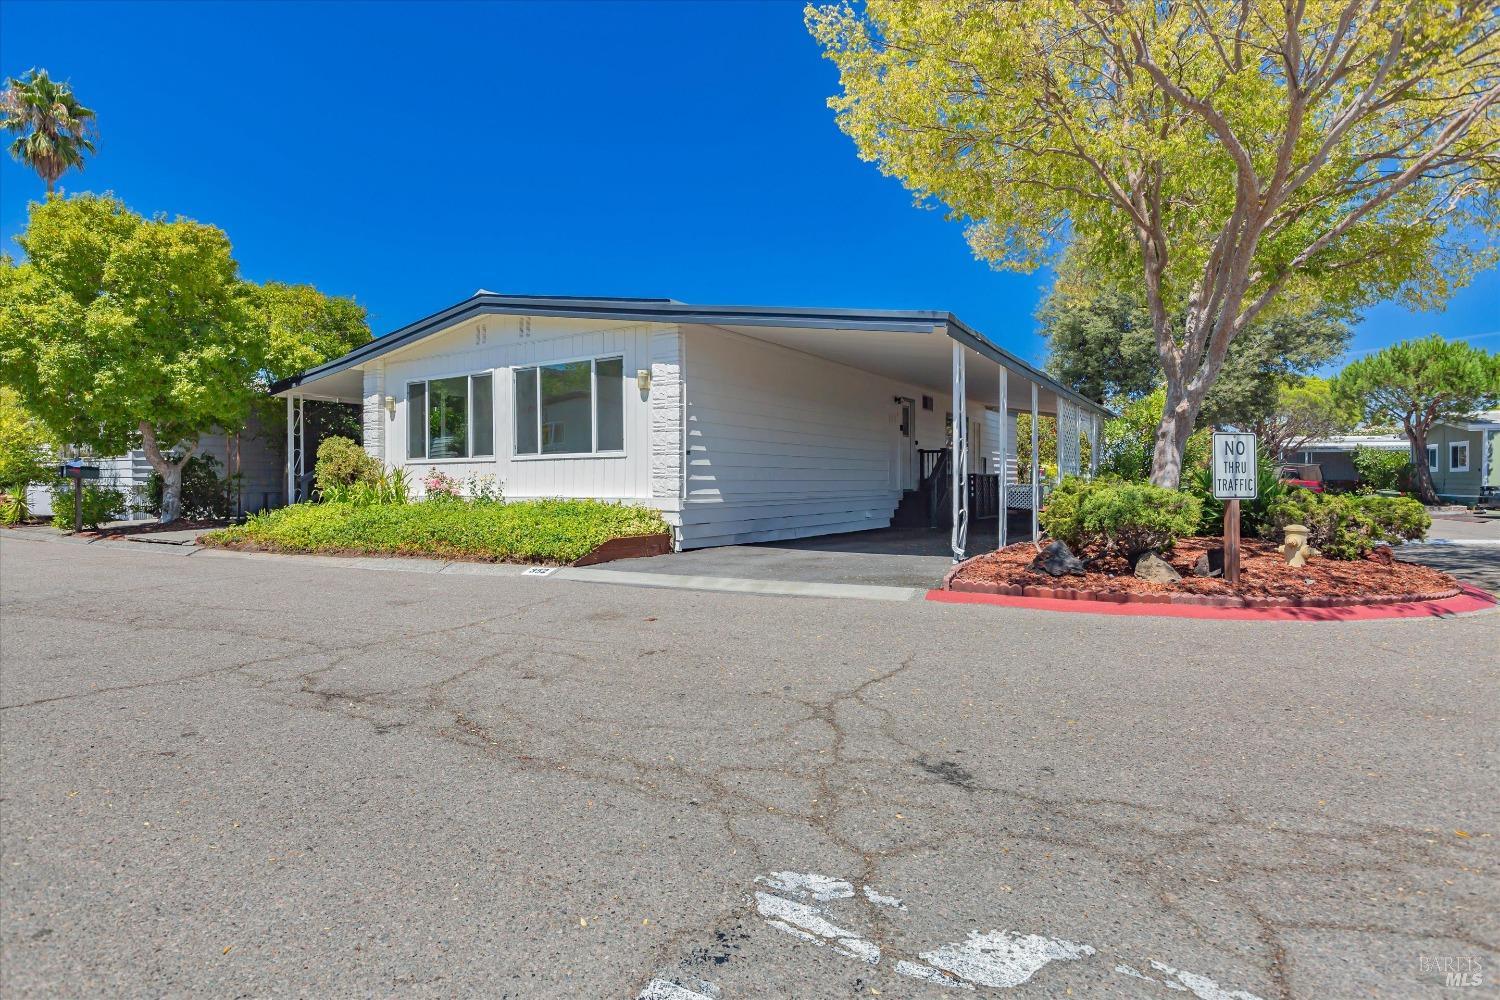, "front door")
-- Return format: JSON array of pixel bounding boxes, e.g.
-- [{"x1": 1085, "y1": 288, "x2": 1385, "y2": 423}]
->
[{"x1": 896, "y1": 397, "x2": 918, "y2": 491}]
